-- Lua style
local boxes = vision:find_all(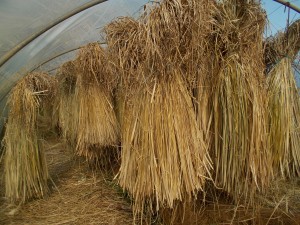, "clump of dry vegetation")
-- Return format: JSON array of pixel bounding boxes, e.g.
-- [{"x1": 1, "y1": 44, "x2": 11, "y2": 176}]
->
[
  {"x1": 3, "y1": 72, "x2": 56, "y2": 203},
  {"x1": 54, "y1": 43, "x2": 120, "y2": 164},
  {"x1": 53, "y1": 60, "x2": 78, "y2": 145},
  {"x1": 209, "y1": 0, "x2": 273, "y2": 201},
  {"x1": 266, "y1": 22, "x2": 300, "y2": 178},
  {"x1": 106, "y1": 0, "x2": 214, "y2": 217},
  {"x1": 74, "y1": 43, "x2": 119, "y2": 162}
]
